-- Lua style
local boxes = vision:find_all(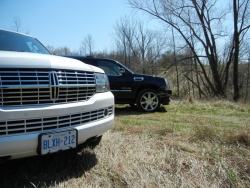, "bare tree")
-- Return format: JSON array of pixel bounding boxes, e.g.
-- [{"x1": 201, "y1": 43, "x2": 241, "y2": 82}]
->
[
  {"x1": 114, "y1": 16, "x2": 137, "y2": 68},
  {"x1": 47, "y1": 46, "x2": 72, "y2": 55},
  {"x1": 128, "y1": 0, "x2": 250, "y2": 100},
  {"x1": 80, "y1": 34, "x2": 95, "y2": 56},
  {"x1": 232, "y1": 0, "x2": 250, "y2": 101},
  {"x1": 12, "y1": 17, "x2": 29, "y2": 34},
  {"x1": 114, "y1": 16, "x2": 166, "y2": 74}
]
